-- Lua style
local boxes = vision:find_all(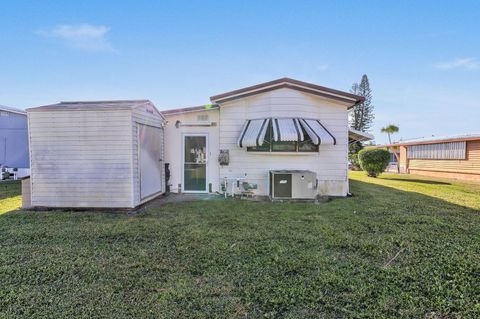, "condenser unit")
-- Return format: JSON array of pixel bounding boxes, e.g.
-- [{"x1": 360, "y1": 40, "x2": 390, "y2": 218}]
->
[{"x1": 269, "y1": 170, "x2": 318, "y2": 200}]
